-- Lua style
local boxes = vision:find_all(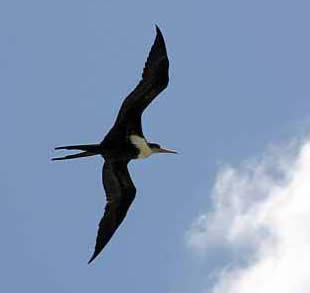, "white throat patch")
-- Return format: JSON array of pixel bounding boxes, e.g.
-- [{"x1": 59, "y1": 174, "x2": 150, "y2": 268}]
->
[{"x1": 130, "y1": 135, "x2": 152, "y2": 159}]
